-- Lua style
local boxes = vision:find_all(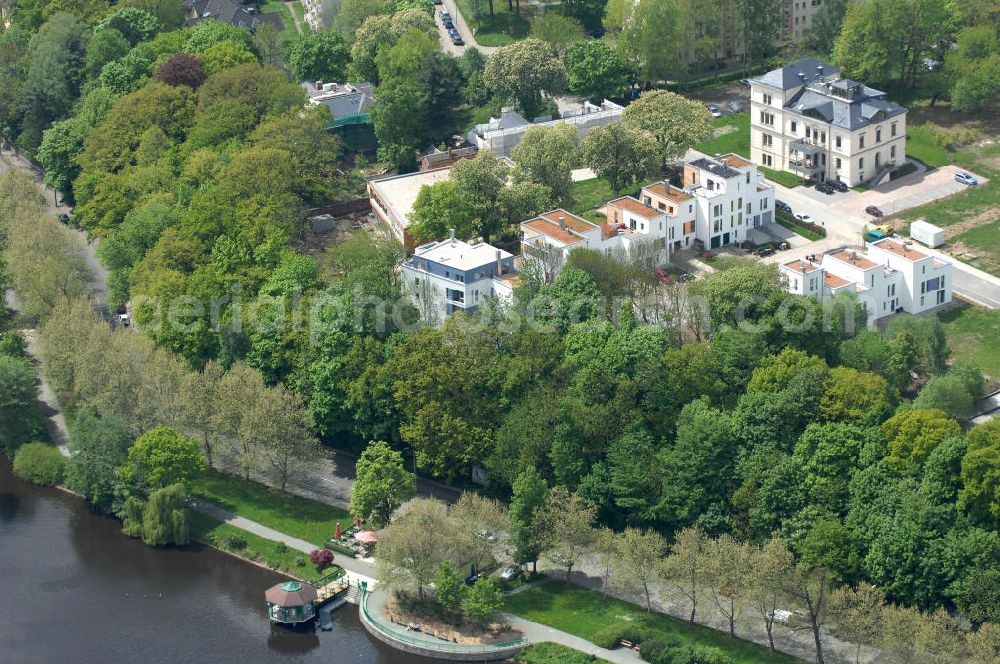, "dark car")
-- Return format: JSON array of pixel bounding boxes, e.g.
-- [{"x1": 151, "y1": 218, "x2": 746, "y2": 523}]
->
[
  {"x1": 432, "y1": 0, "x2": 442, "y2": 4},
  {"x1": 57, "y1": 212, "x2": 71, "y2": 225},
  {"x1": 815, "y1": 181, "x2": 835, "y2": 194},
  {"x1": 443, "y1": 18, "x2": 454, "y2": 29},
  {"x1": 828, "y1": 180, "x2": 848, "y2": 192},
  {"x1": 451, "y1": 33, "x2": 464, "y2": 46},
  {"x1": 739, "y1": 78, "x2": 751, "y2": 87},
  {"x1": 775, "y1": 199, "x2": 791, "y2": 213},
  {"x1": 865, "y1": 205, "x2": 883, "y2": 217}
]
